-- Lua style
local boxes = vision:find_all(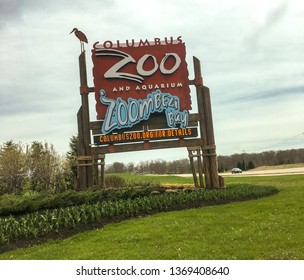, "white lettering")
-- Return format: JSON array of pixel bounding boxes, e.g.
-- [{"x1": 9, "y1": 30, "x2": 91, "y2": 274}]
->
[
  {"x1": 117, "y1": 100, "x2": 128, "y2": 126},
  {"x1": 96, "y1": 49, "x2": 143, "y2": 83},
  {"x1": 136, "y1": 54, "x2": 158, "y2": 76},
  {"x1": 95, "y1": 49, "x2": 182, "y2": 83},
  {"x1": 99, "y1": 90, "x2": 117, "y2": 132},
  {"x1": 159, "y1": 53, "x2": 181, "y2": 74}
]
